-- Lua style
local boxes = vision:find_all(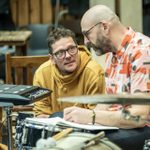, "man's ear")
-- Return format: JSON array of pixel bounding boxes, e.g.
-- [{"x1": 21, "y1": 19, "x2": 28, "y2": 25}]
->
[
  {"x1": 49, "y1": 54, "x2": 56, "y2": 64},
  {"x1": 102, "y1": 22, "x2": 109, "y2": 35}
]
